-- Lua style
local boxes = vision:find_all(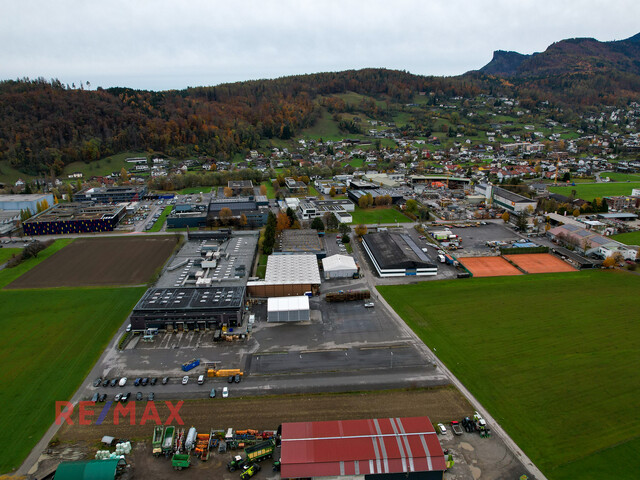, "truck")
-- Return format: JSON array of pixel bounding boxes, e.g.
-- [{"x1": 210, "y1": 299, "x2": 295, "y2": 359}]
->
[
  {"x1": 450, "y1": 421, "x2": 463, "y2": 436},
  {"x1": 171, "y1": 453, "x2": 191, "y2": 470},
  {"x1": 228, "y1": 439, "x2": 276, "y2": 471},
  {"x1": 207, "y1": 367, "x2": 243, "y2": 378},
  {"x1": 240, "y1": 463, "x2": 261, "y2": 480},
  {"x1": 162, "y1": 426, "x2": 176, "y2": 454},
  {"x1": 152, "y1": 426, "x2": 164, "y2": 456},
  {"x1": 182, "y1": 358, "x2": 200, "y2": 372}
]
